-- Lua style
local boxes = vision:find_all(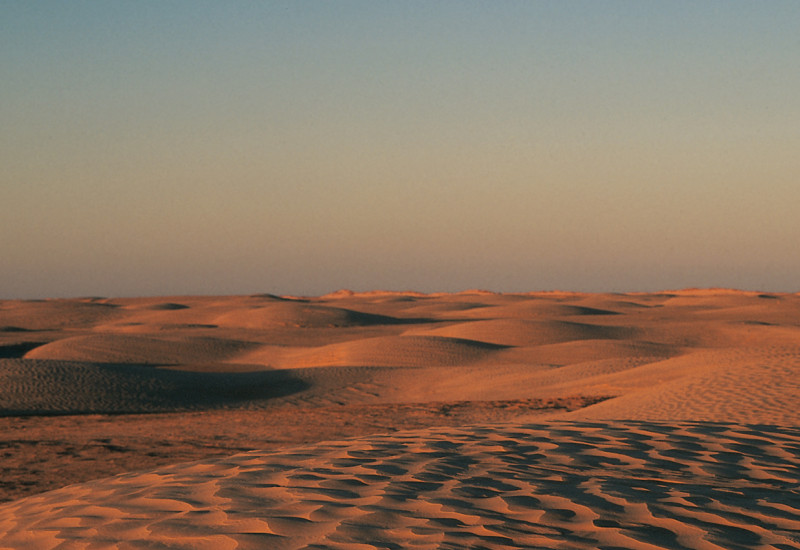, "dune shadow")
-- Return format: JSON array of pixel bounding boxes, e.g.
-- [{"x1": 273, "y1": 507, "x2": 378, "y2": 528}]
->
[
  {"x1": 0, "y1": 360, "x2": 311, "y2": 416},
  {"x1": 330, "y1": 309, "x2": 439, "y2": 326},
  {"x1": 0, "y1": 326, "x2": 36, "y2": 333},
  {"x1": 0, "y1": 342, "x2": 47, "y2": 358},
  {"x1": 189, "y1": 368, "x2": 312, "y2": 403},
  {"x1": 144, "y1": 302, "x2": 191, "y2": 311}
]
